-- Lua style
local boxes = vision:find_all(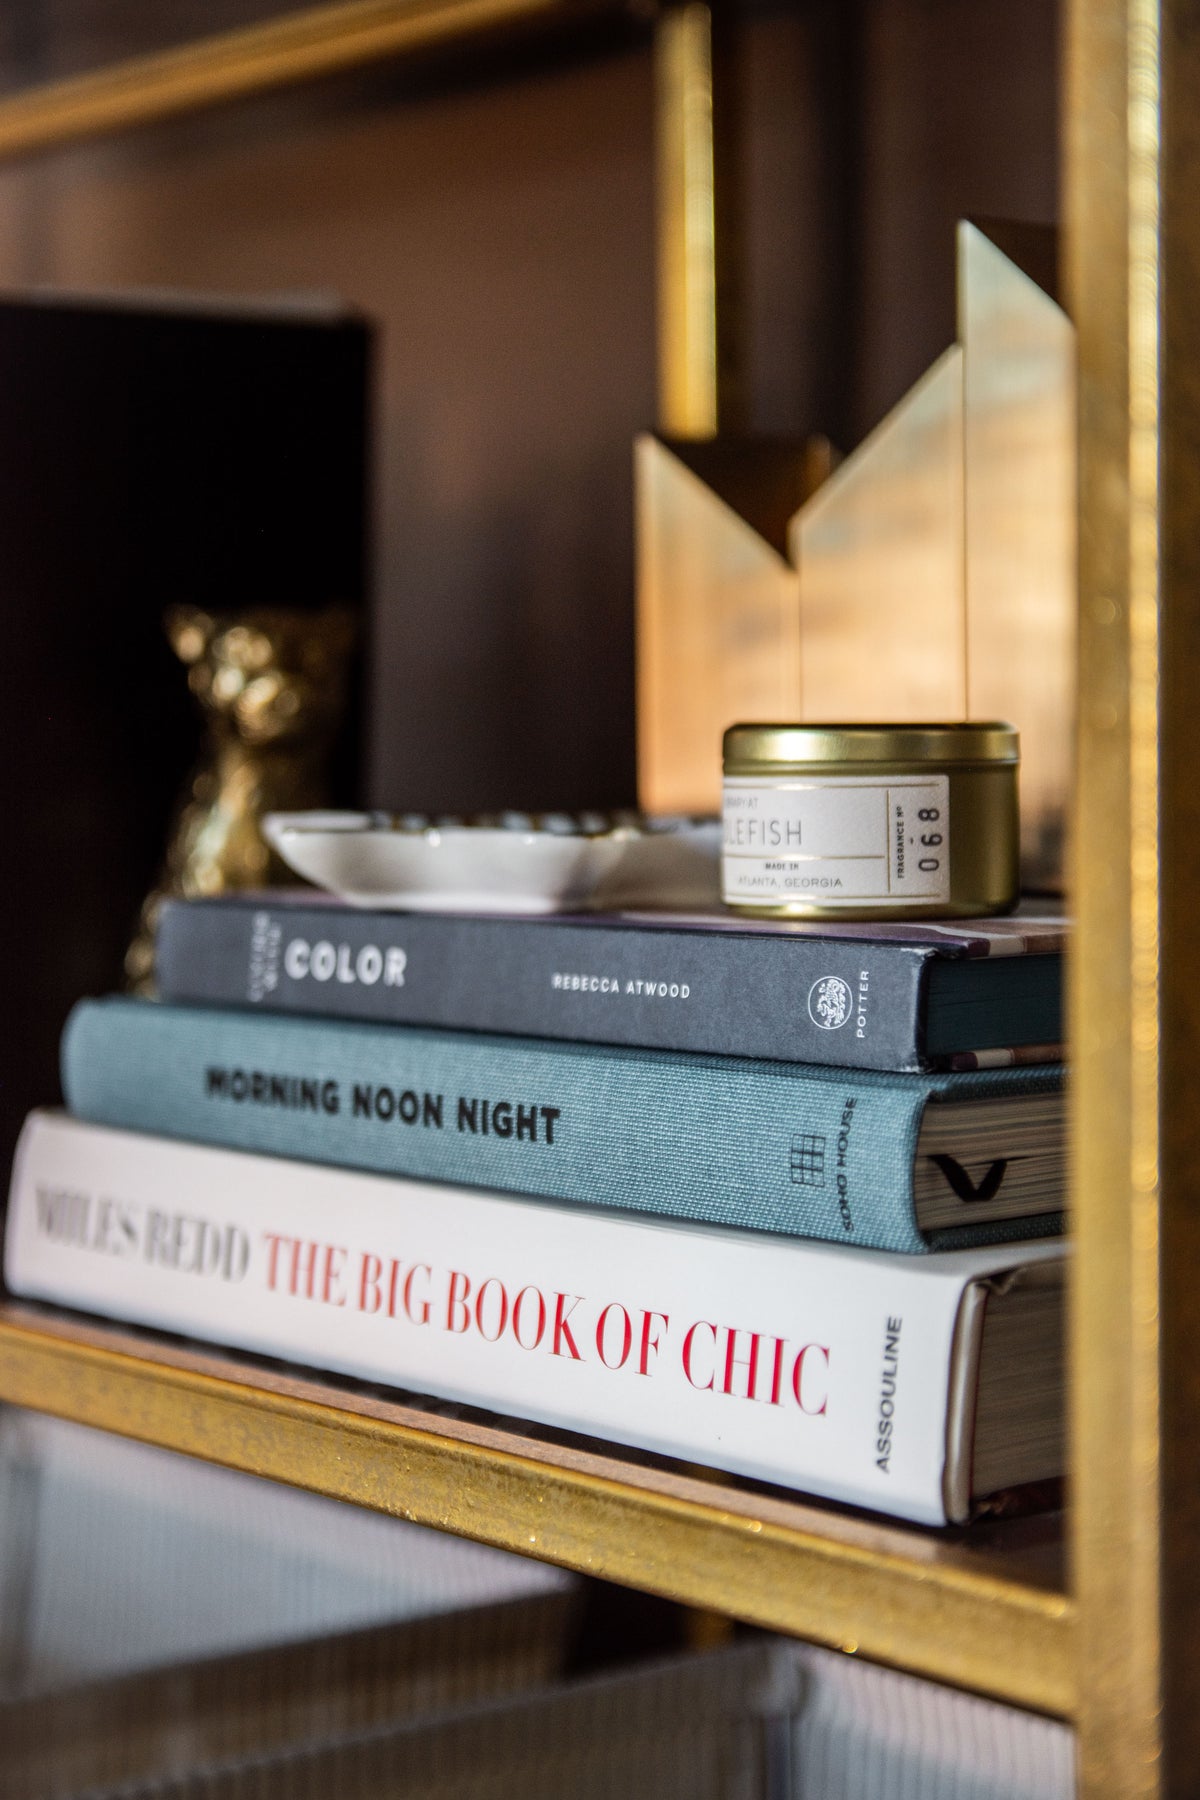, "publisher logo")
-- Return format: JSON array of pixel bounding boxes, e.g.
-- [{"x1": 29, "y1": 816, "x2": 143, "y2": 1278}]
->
[
  {"x1": 808, "y1": 975, "x2": 852, "y2": 1030},
  {"x1": 790, "y1": 1134, "x2": 826, "y2": 1186}
]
